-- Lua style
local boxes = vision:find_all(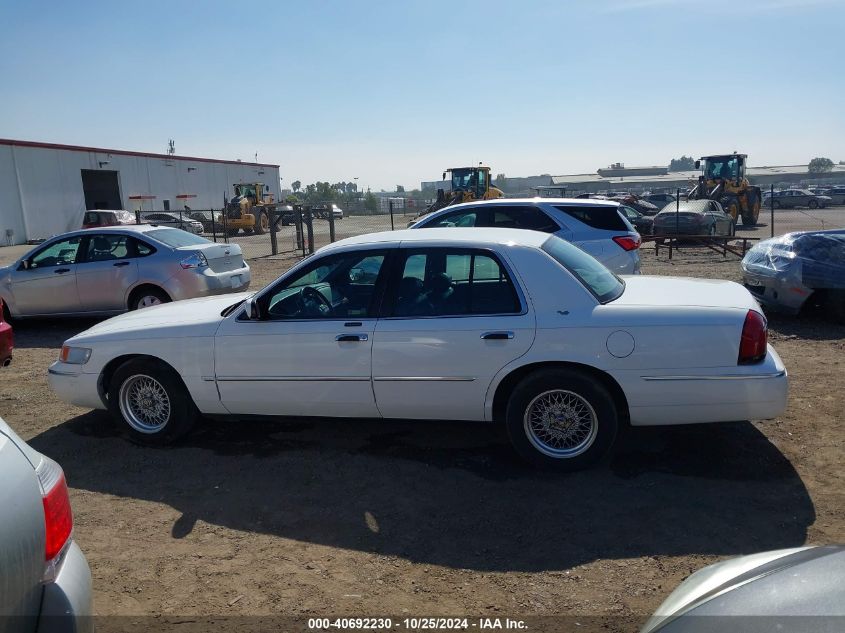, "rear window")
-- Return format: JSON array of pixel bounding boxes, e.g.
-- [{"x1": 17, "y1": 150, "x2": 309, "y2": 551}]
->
[
  {"x1": 541, "y1": 235, "x2": 624, "y2": 303},
  {"x1": 554, "y1": 205, "x2": 628, "y2": 231},
  {"x1": 144, "y1": 228, "x2": 208, "y2": 248}
]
